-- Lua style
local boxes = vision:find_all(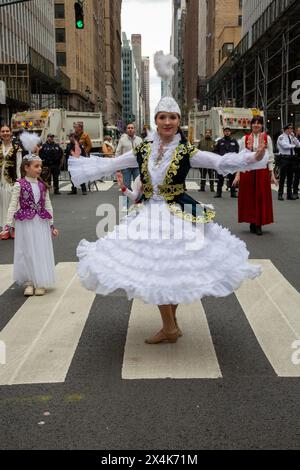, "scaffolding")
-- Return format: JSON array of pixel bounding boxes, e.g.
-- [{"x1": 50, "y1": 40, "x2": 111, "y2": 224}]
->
[{"x1": 205, "y1": 0, "x2": 300, "y2": 138}]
